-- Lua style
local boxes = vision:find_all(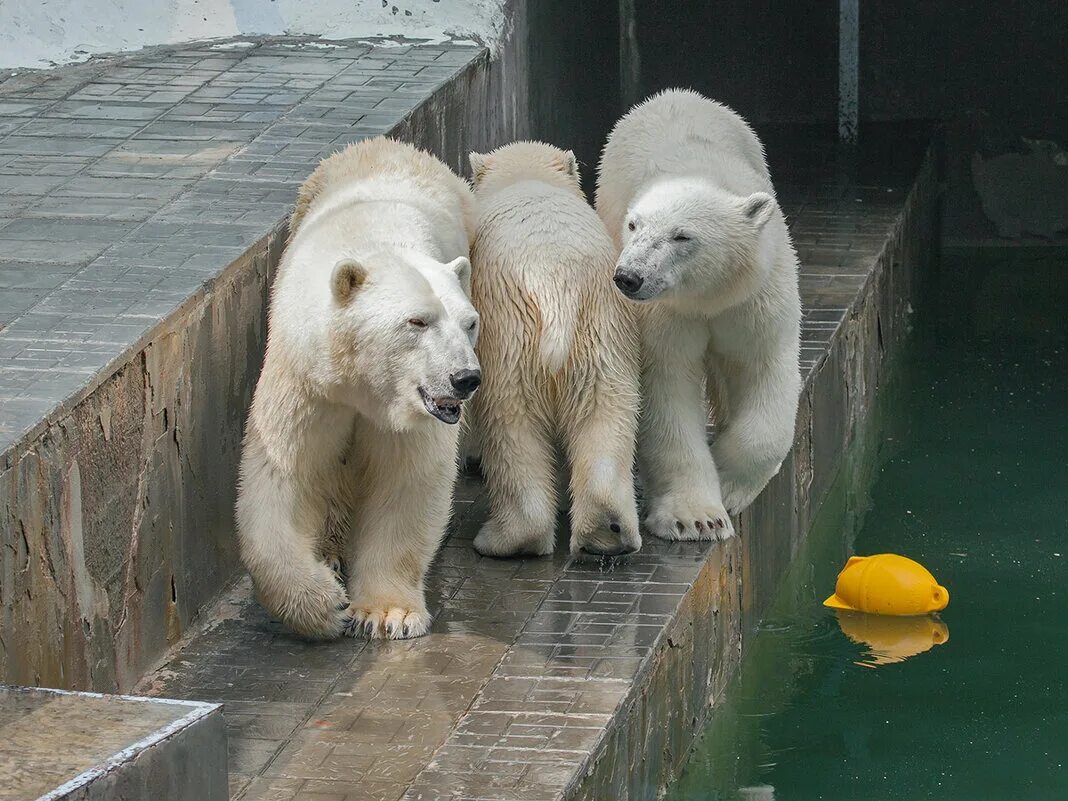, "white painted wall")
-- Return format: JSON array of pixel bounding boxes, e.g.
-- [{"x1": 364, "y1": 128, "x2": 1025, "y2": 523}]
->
[{"x1": 0, "y1": 0, "x2": 510, "y2": 70}]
